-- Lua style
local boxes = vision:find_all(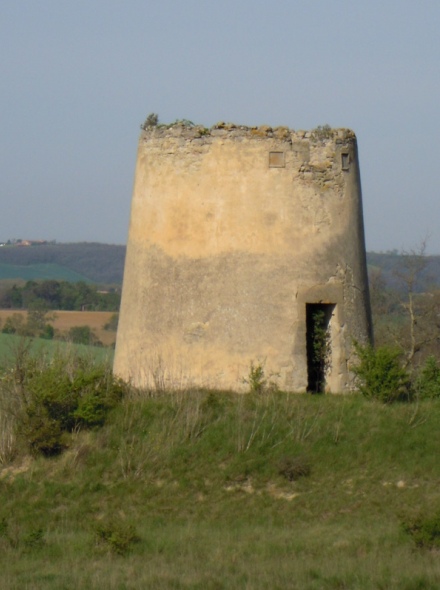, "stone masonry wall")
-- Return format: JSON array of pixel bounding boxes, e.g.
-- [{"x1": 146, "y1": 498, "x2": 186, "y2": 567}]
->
[{"x1": 114, "y1": 122, "x2": 372, "y2": 392}]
